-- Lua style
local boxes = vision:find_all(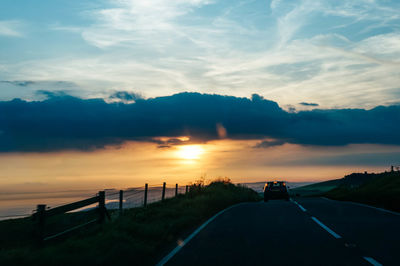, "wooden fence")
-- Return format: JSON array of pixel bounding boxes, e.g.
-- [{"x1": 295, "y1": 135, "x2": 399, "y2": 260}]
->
[
  {"x1": 33, "y1": 191, "x2": 110, "y2": 242},
  {"x1": 32, "y1": 183, "x2": 190, "y2": 242}
]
